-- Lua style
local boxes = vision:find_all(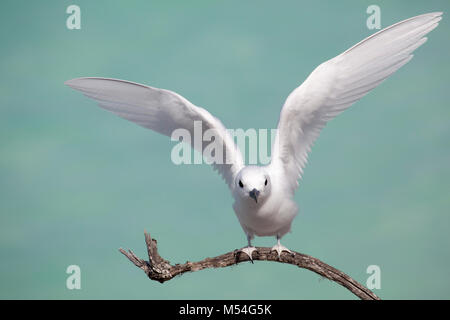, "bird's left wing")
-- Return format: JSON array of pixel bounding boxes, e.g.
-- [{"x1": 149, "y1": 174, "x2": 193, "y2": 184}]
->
[
  {"x1": 270, "y1": 12, "x2": 442, "y2": 192},
  {"x1": 65, "y1": 77, "x2": 244, "y2": 189}
]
